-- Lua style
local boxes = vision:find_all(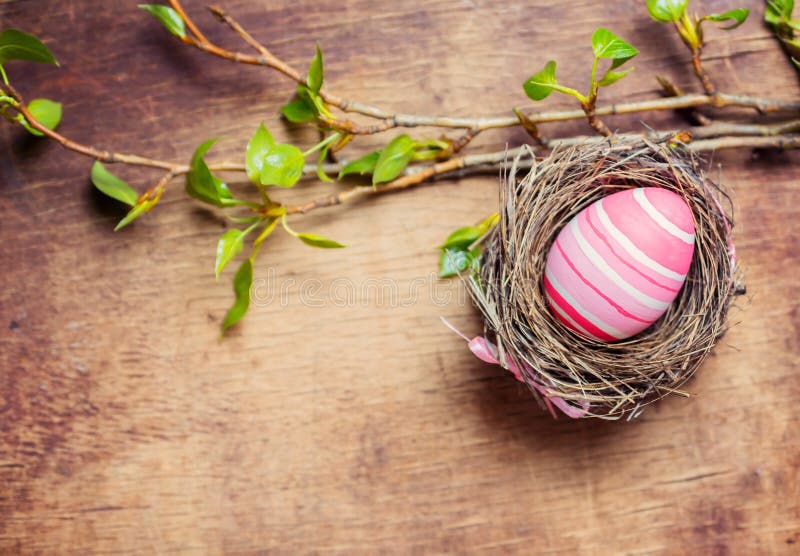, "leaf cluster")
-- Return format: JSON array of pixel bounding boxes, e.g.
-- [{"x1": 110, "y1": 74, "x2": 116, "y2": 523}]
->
[
  {"x1": 765, "y1": 0, "x2": 800, "y2": 64},
  {"x1": 646, "y1": 0, "x2": 749, "y2": 49},
  {"x1": 523, "y1": 28, "x2": 638, "y2": 105},
  {"x1": 0, "y1": 30, "x2": 61, "y2": 134}
]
